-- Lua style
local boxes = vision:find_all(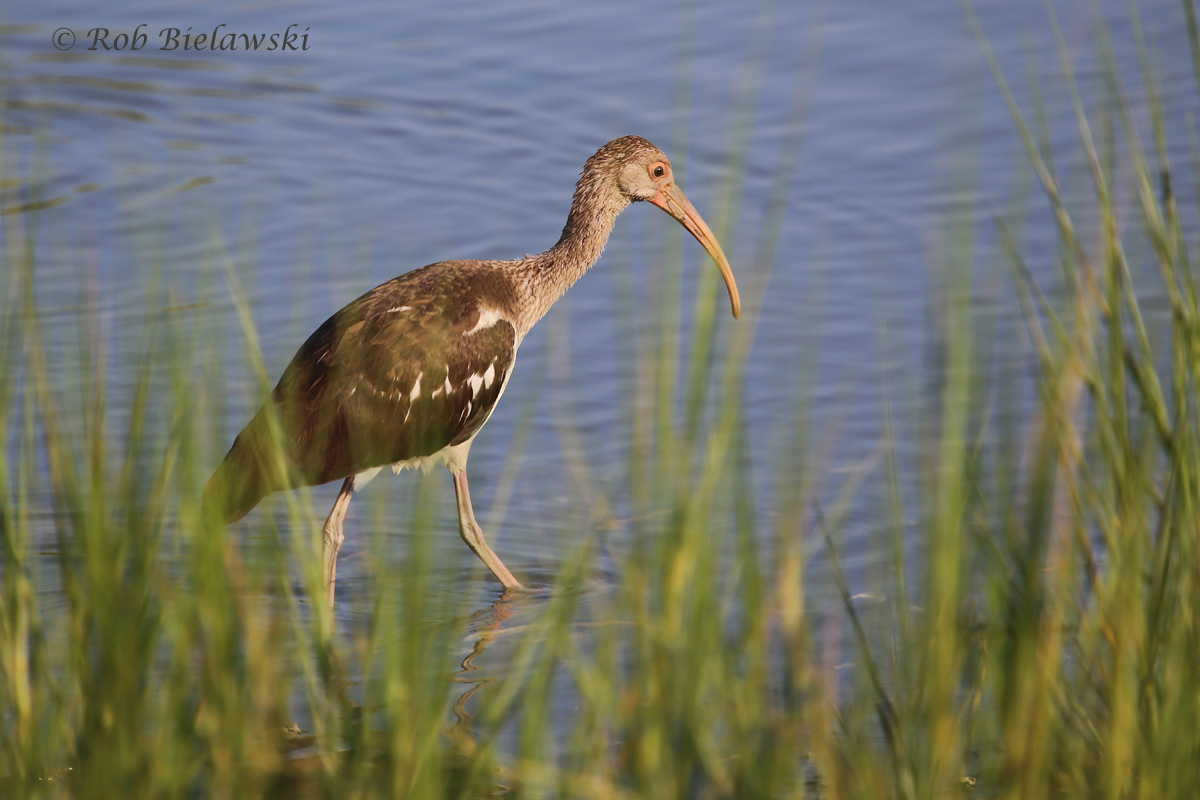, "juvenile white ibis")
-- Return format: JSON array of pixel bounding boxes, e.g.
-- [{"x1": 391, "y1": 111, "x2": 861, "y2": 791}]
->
[{"x1": 203, "y1": 135, "x2": 740, "y2": 602}]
